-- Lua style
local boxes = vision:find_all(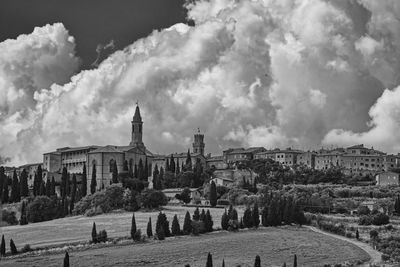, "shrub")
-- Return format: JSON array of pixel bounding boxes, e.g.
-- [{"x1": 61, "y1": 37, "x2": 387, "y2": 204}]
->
[
  {"x1": 141, "y1": 189, "x2": 168, "y2": 209},
  {"x1": 27, "y1": 196, "x2": 58, "y2": 223},
  {"x1": 191, "y1": 220, "x2": 205, "y2": 235},
  {"x1": 175, "y1": 188, "x2": 192, "y2": 204},
  {"x1": 228, "y1": 219, "x2": 239, "y2": 231},
  {"x1": 133, "y1": 229, "x2": 142, "y2": 241},
  {"x1": 357, "y1": 205, "x2": 370, "y2": 215},
  {"x1": 381, "y1": 254, "x2": 390, "y2": 261},
  {"x1": 370, "y1": 229, "x2": 379, "y2": 240},
  {"x1": 21, "y1": 244, "x2": 32, "y2": 253},
  {"x1": 97, "y1": 230, "x2": 108, "y2": 243},
  {"x1": 359, "y1": 215, "x2": 373, "y2": 226},
  {"x1": 104, "y1": 184, "x2": 125, "y2": 209},
  {"x1": 123, "y1": 189, "x2": 141, "y2": 211},
  {"x1": 1, "y1": 209, "x2": 18, "y2": 225},
  {"x1": 372, "y1": 213, "x2": 389, "y2": 226},
  {"x1": 345, "y1": 232, "x2": 353, "y2": 238}
]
